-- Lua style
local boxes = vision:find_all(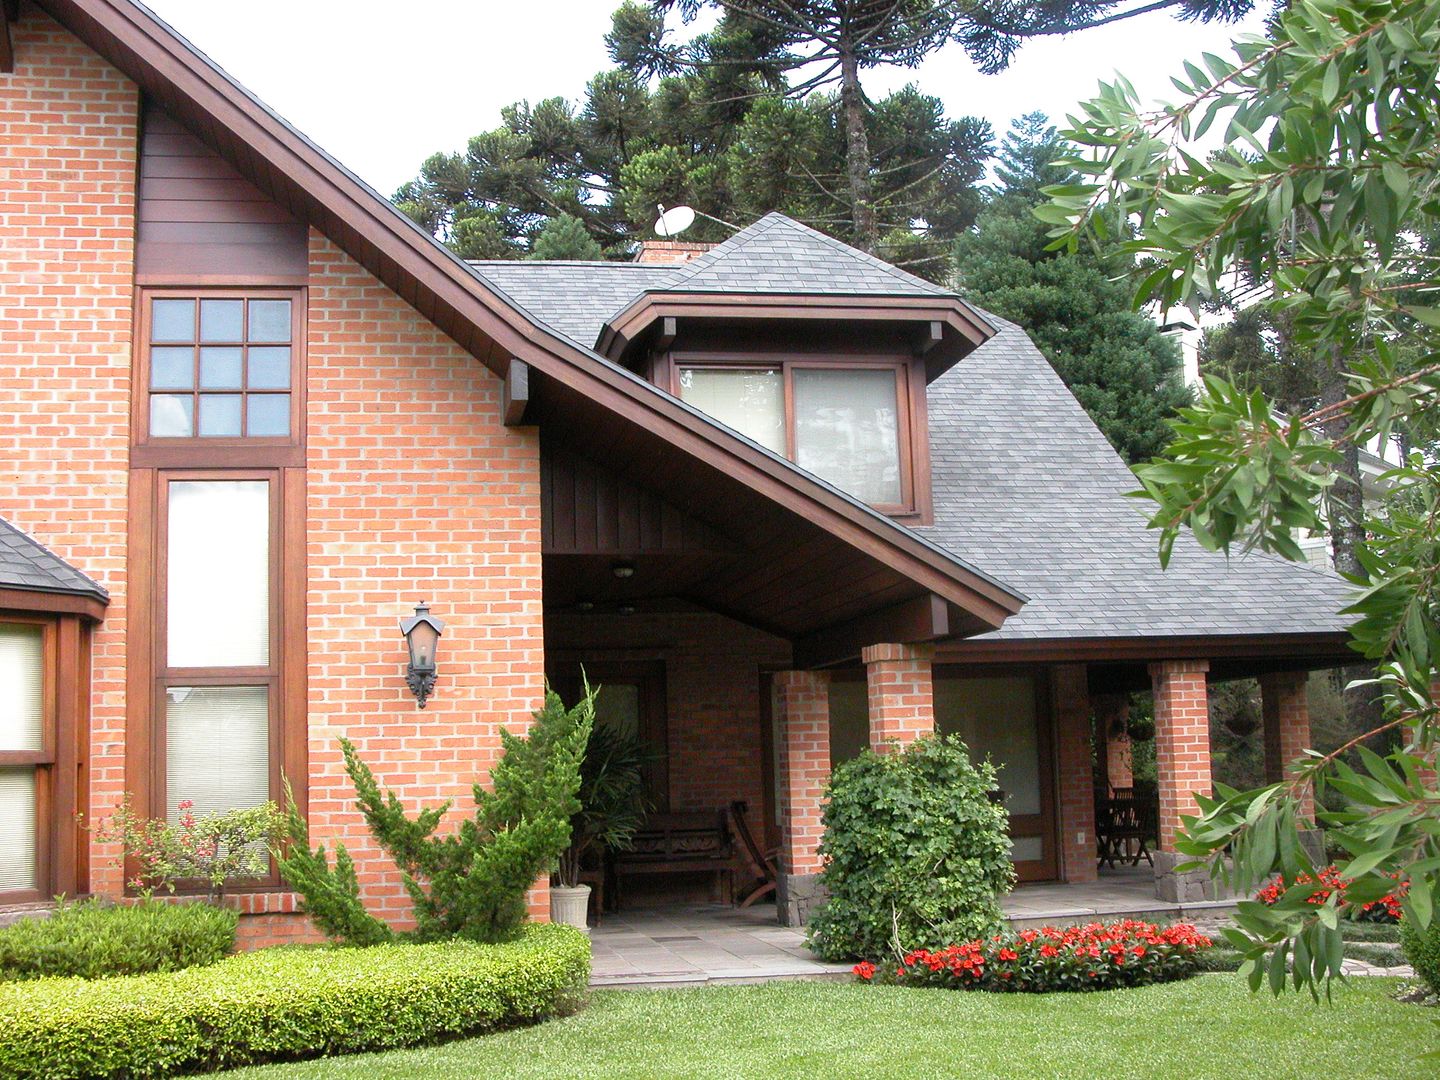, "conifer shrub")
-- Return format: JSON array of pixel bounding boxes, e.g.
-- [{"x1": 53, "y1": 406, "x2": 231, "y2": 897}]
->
[
  {"x1": 1400, "y1": 914, "x2": 1440, "y2": 996},
  {"x1": 806, "y1": 734, "x2": 1015, "y2": 961}
]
